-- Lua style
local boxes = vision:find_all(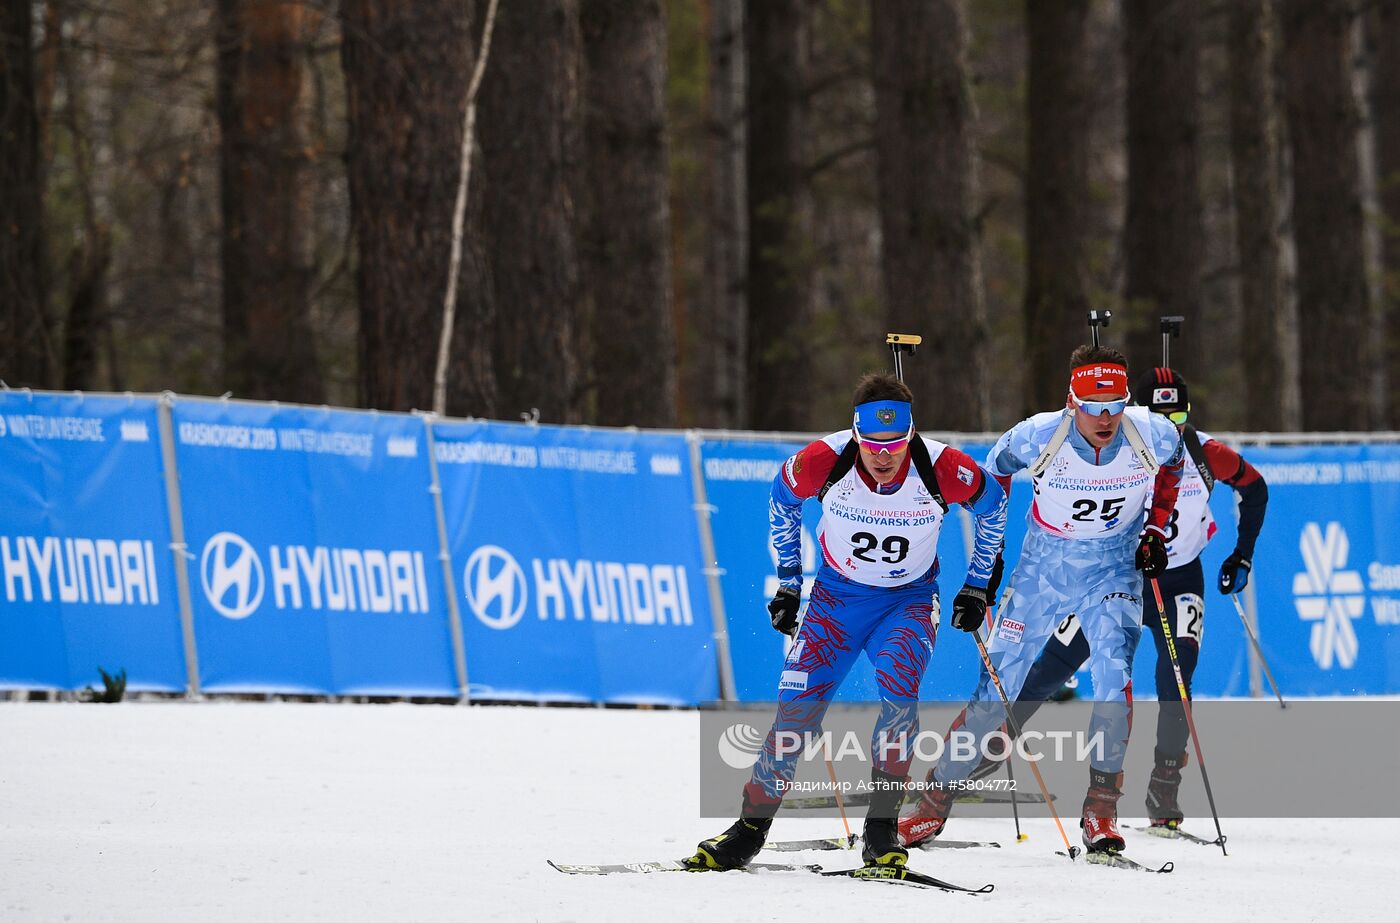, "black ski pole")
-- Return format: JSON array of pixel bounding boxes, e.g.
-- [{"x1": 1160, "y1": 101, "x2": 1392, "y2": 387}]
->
[
  {"x1": 1149, "y1": 576, "x2": 1229, "y2": 855},
  {"x1": 971, "y1": 624, "x2": 1079, "y2": 860},
  {"x1": 1228, "y1": 592, "x2": 1287, "y2": 709},
  {"x1": 991, "y1": 584, "x2": 1027, "y2": 843}
]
